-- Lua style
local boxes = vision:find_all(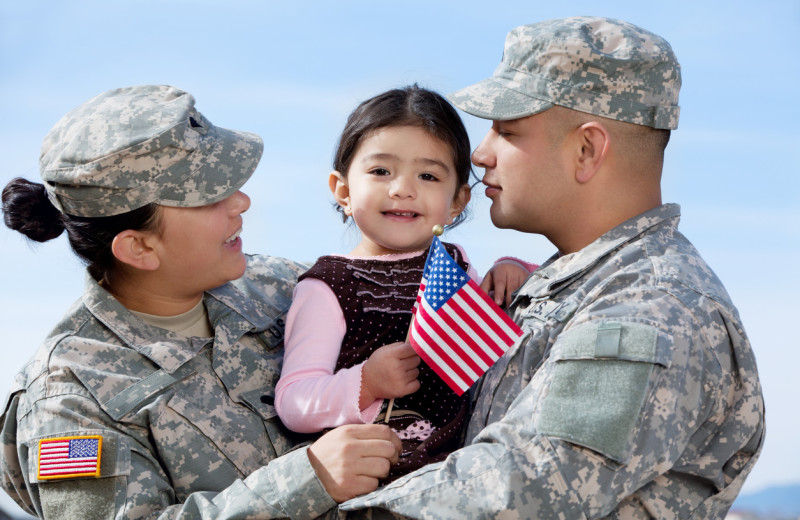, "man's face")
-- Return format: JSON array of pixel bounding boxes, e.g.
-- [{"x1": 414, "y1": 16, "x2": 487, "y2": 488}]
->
[{"x1": 471, "y1": 109, "x2": 572, "y2": 236}]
